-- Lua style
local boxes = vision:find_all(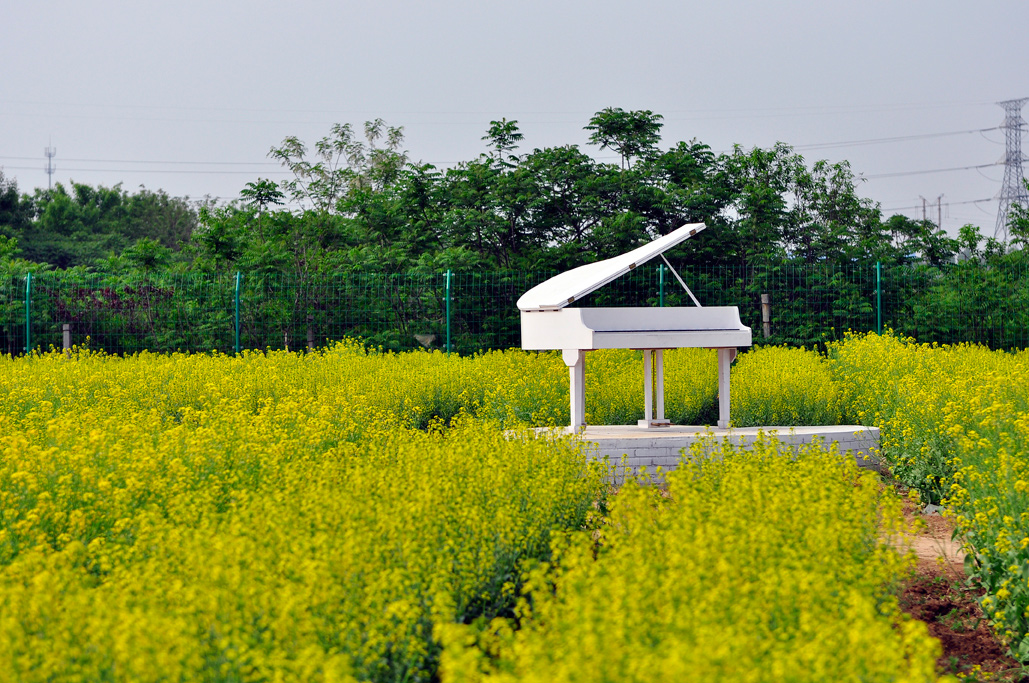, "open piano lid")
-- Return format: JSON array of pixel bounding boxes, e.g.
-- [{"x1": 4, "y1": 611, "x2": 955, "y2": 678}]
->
[{"x1": 517, "y1": 222, "x2": 706, "y2": 311}]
